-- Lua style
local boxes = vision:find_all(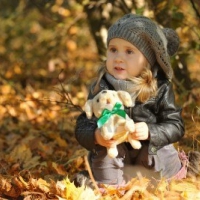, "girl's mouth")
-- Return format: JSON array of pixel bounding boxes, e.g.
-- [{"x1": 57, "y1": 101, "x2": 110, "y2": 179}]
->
[{"x1": 114, "y1": 66, "x2": 124, "y2": 71}]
